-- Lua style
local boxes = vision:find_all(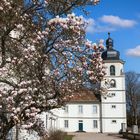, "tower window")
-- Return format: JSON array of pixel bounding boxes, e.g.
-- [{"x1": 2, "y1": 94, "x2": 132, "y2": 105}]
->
[
  {"x1": 111, "y1": 105, "x2": 116, "y2": 108},
  {"x1": 110, "y1": 79, "x2": 116, "y2": 88},
  {"x1": 112, "y1": 120, "x2": 117, "y2": 123},
  {"x1": 110, "y1": 65, "x2": 115, "y2": 76},
  {"x1": 111, "y1": 93, "x2": 115, "y2": 96}
]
